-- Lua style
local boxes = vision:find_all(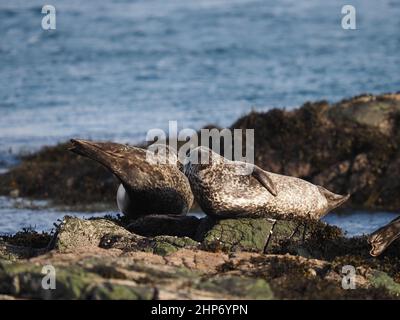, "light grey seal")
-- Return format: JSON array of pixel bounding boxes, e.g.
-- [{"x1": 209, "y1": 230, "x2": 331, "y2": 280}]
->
[
  {"x1": 368, "y1": 216, "x2": 400, "y2": 257},
  {"x1": 69, "y1": 139, "x2": 193, "y2": 218},
  {"x1": 184, "y1": 146, "x2": 350, "y2": 221}
]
